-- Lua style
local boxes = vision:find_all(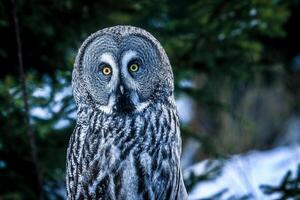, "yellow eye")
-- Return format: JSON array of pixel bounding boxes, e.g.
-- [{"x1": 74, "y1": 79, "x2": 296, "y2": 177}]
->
[
  {"x1": 102, "y1": 66, "x2": 112, "y2": 75},
  {"x1": 129, "y1": 63, "x2": 139, "y2": 72}
]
